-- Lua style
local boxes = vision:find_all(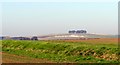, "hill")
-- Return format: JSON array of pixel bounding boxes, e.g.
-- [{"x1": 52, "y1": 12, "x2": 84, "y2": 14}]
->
[{"x1": 37, "y1": 33, "x2": 118, "y2": 40}]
